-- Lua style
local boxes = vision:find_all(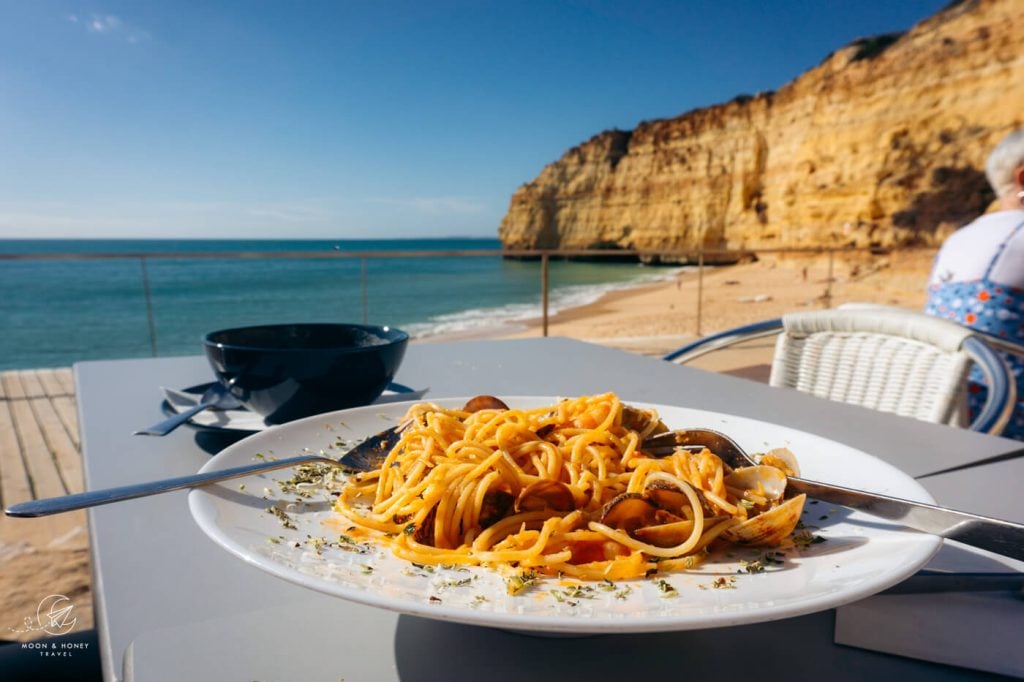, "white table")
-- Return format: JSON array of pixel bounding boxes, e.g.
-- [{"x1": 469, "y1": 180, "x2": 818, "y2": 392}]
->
[{"x1": 76, "y1": 338, "x2": 1024, "y2": 681}]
